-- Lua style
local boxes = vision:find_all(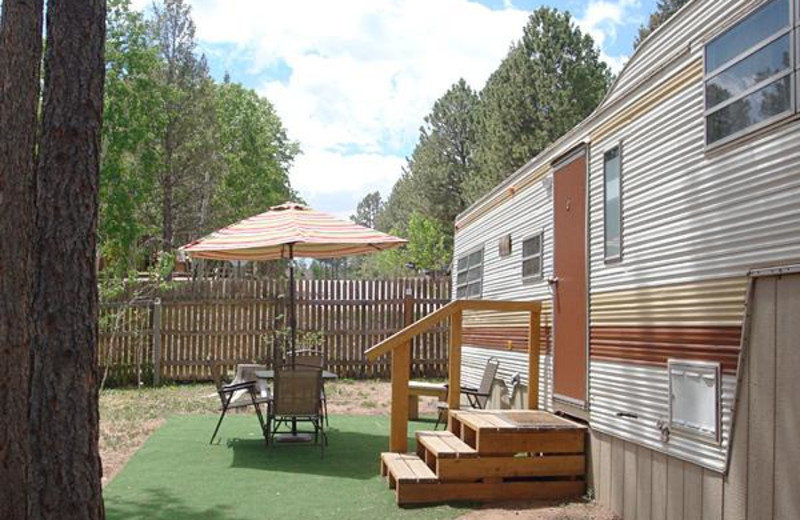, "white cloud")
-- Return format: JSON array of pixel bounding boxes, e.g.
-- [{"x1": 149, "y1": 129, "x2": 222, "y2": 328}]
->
[
  {"x1": 179, "y1": 0, "x2": 639, "y2": 215},
  {"x1": 576, "y1": 0, "x2": 641, "y2": 74},
  {"x1": 183, "y1": 0, "x2": 529, "y2": 215}
]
